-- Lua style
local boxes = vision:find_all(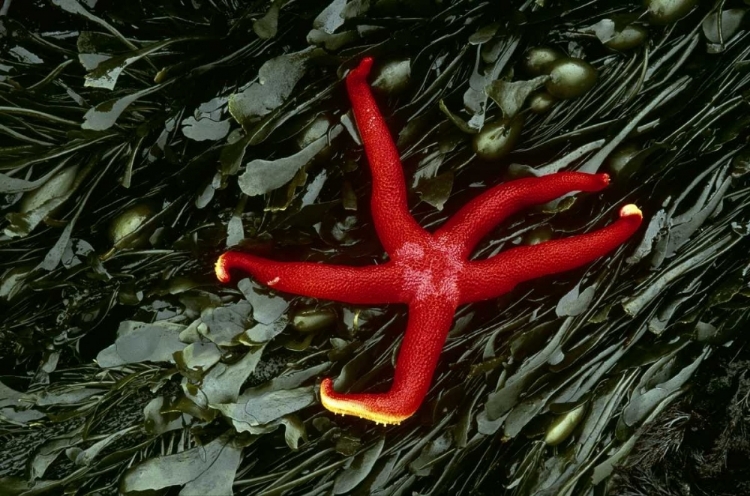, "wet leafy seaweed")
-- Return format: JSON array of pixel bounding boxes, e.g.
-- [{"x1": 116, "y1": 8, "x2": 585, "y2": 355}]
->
[{"x1": 1, "y1": 0, "x2": 750, "y2": 494}]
